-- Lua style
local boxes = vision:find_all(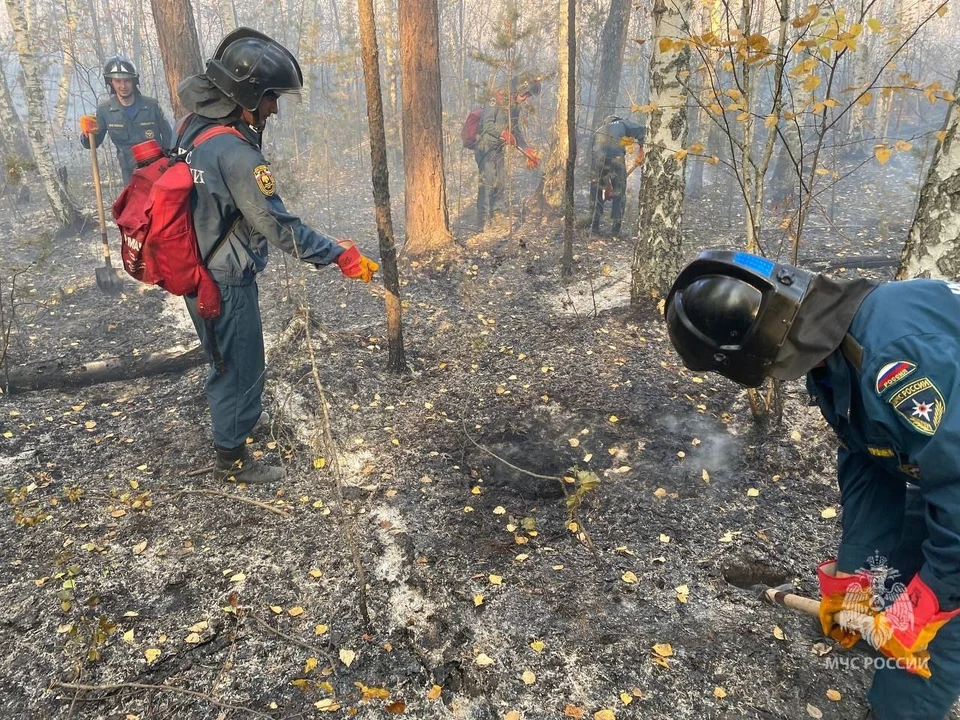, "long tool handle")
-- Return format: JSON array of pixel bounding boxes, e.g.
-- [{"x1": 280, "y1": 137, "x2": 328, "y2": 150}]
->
[
  {"x1": 763, "y1": 587, "x2": 821, "y2": 618},
  {"x1": 87, "y1": 131, "x2": 112, "y2": 268}
]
